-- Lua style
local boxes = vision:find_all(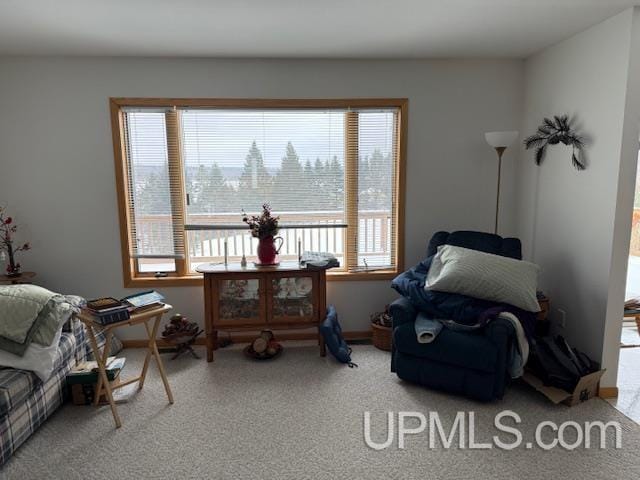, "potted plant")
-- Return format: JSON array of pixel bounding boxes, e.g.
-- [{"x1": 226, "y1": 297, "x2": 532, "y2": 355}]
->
[
  {"x1": 242, "y1": 203, "x2": 283, "y2": 265},
  {"x1": 0, "y1": 207, "x2": 30, "y2": 277}
]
